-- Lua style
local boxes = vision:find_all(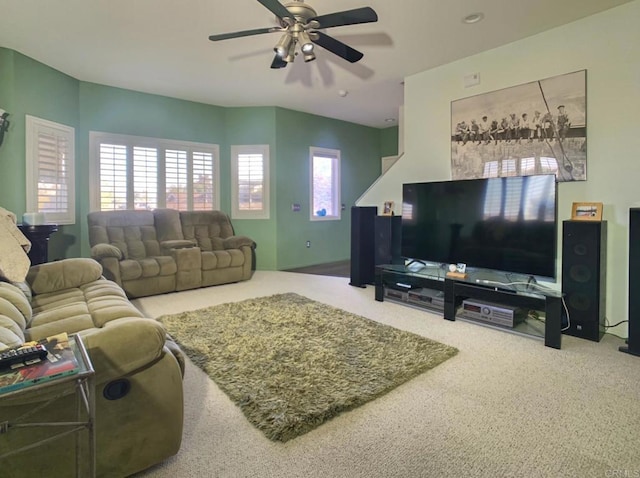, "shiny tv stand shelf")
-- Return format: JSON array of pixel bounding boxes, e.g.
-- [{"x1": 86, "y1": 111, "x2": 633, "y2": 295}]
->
[{"x1": 374, "y1": 264, "x2": 563, "y2": 349}]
